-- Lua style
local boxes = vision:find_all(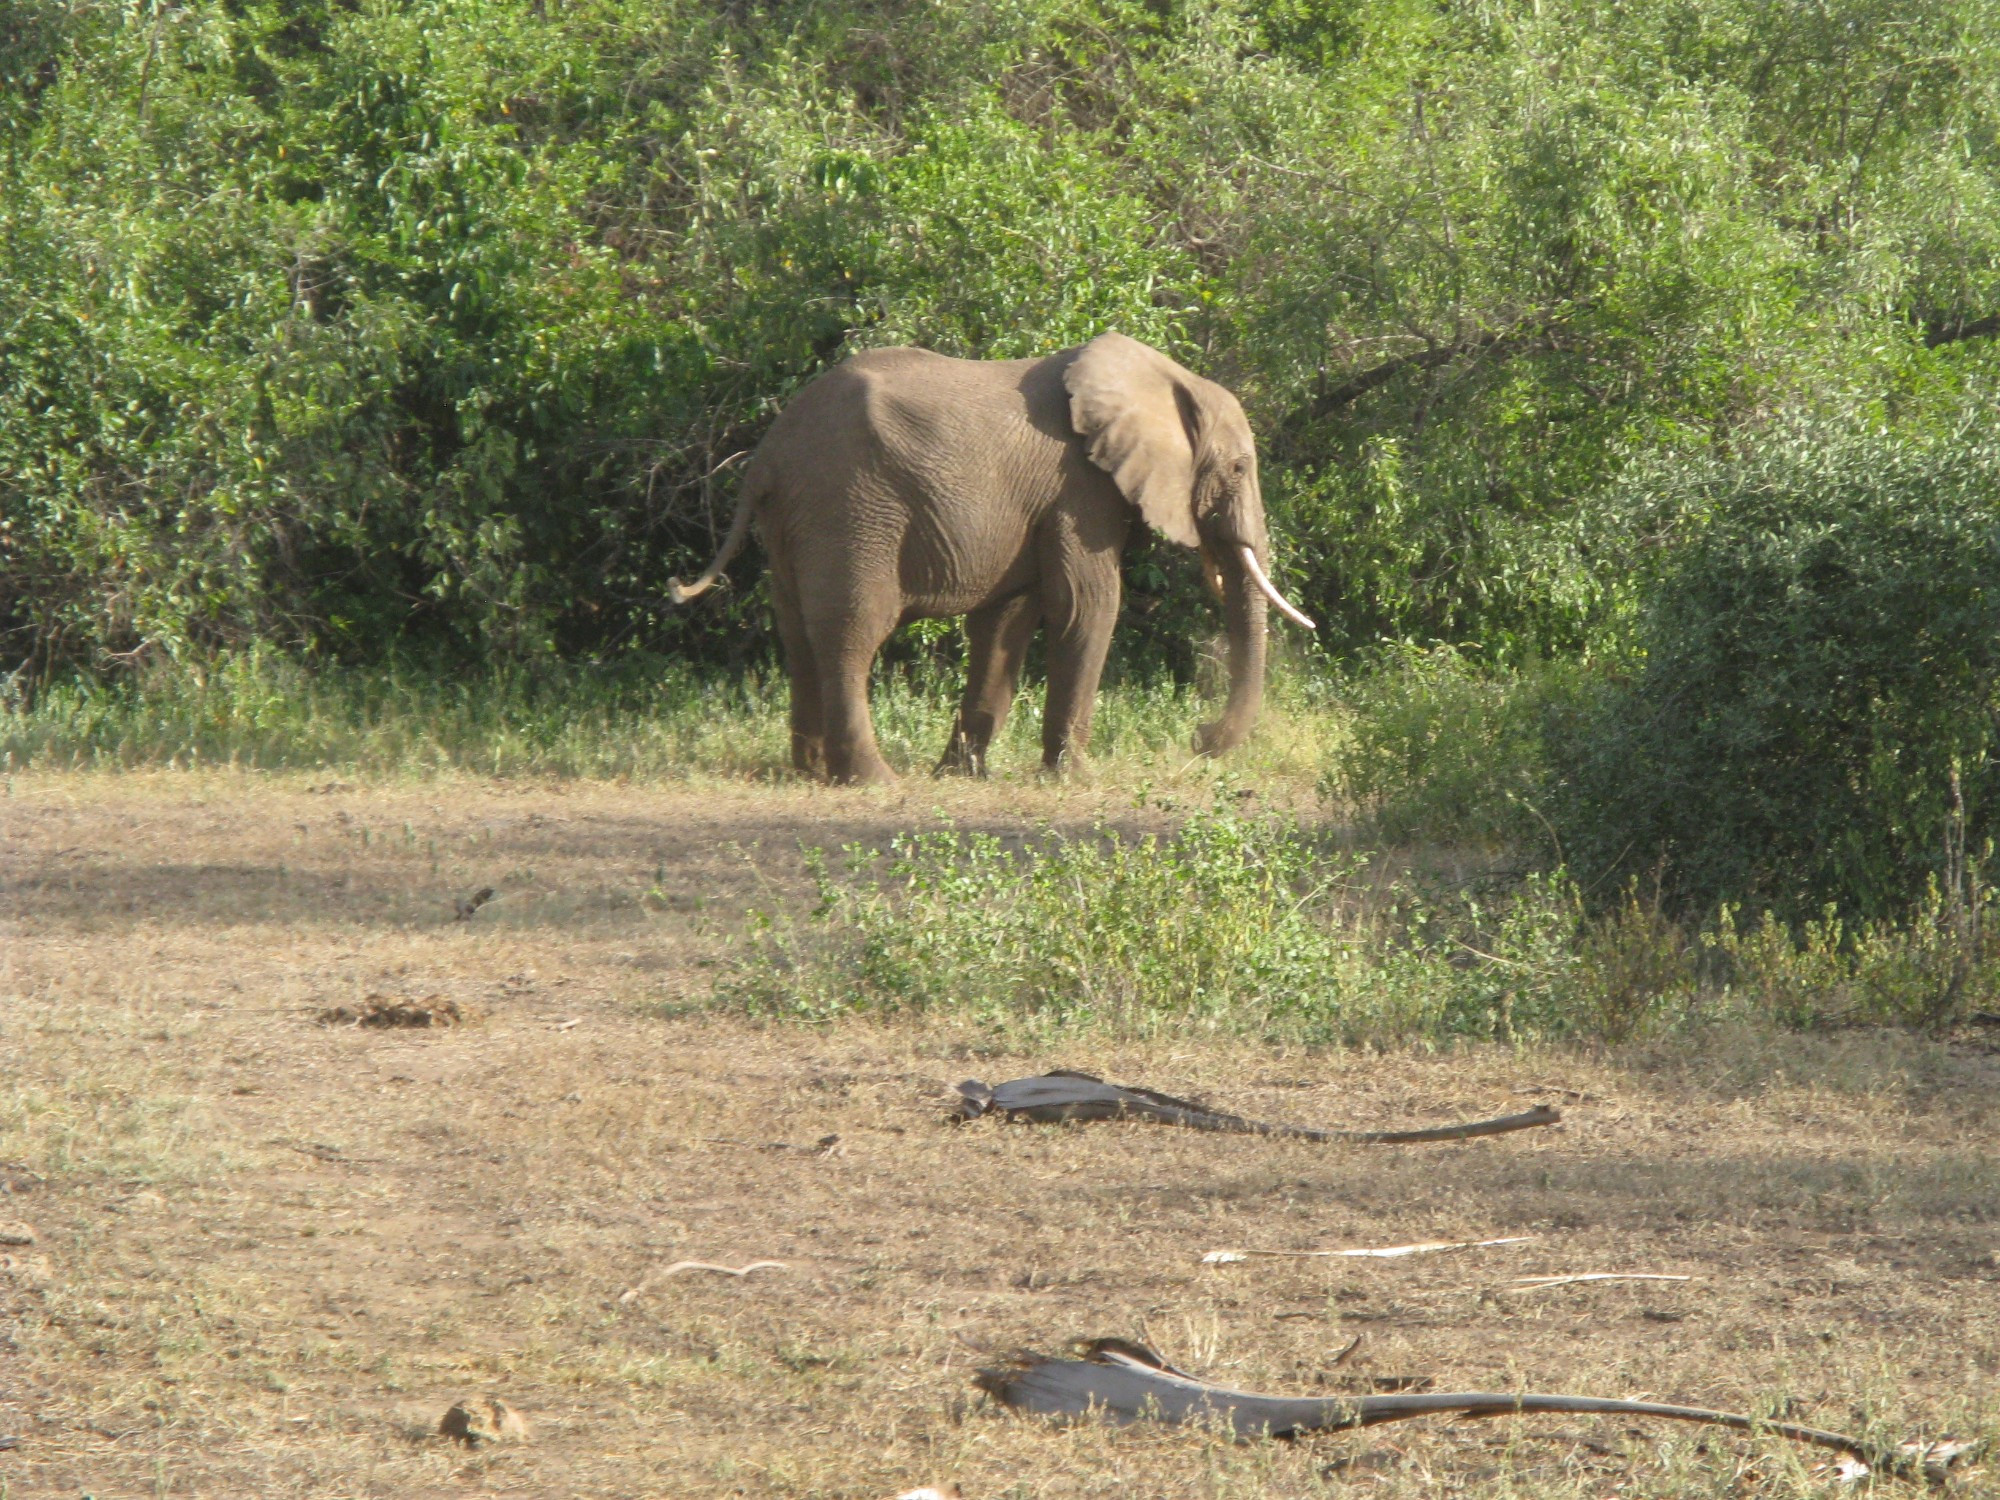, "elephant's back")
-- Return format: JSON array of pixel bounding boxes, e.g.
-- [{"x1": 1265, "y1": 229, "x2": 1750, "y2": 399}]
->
[
  {"x1": 747, "y1": 344, "x2": 1099, "y2": 594},
  {"x1": 743, "y1": 342, "x2": 1126, "y2": 620},
  {"x1": 789, "y1": 344, "x2": 1041, "y2": 401},
  {"x1": 755, "y1": 345, "x2": 1075, "y2": 484},
  {"x1": 837, "y1": 346, "x2": 1057, "y2": 439},
  {"x1": 842, "y1": 344, "x2": 1043, "y2": 382}
]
